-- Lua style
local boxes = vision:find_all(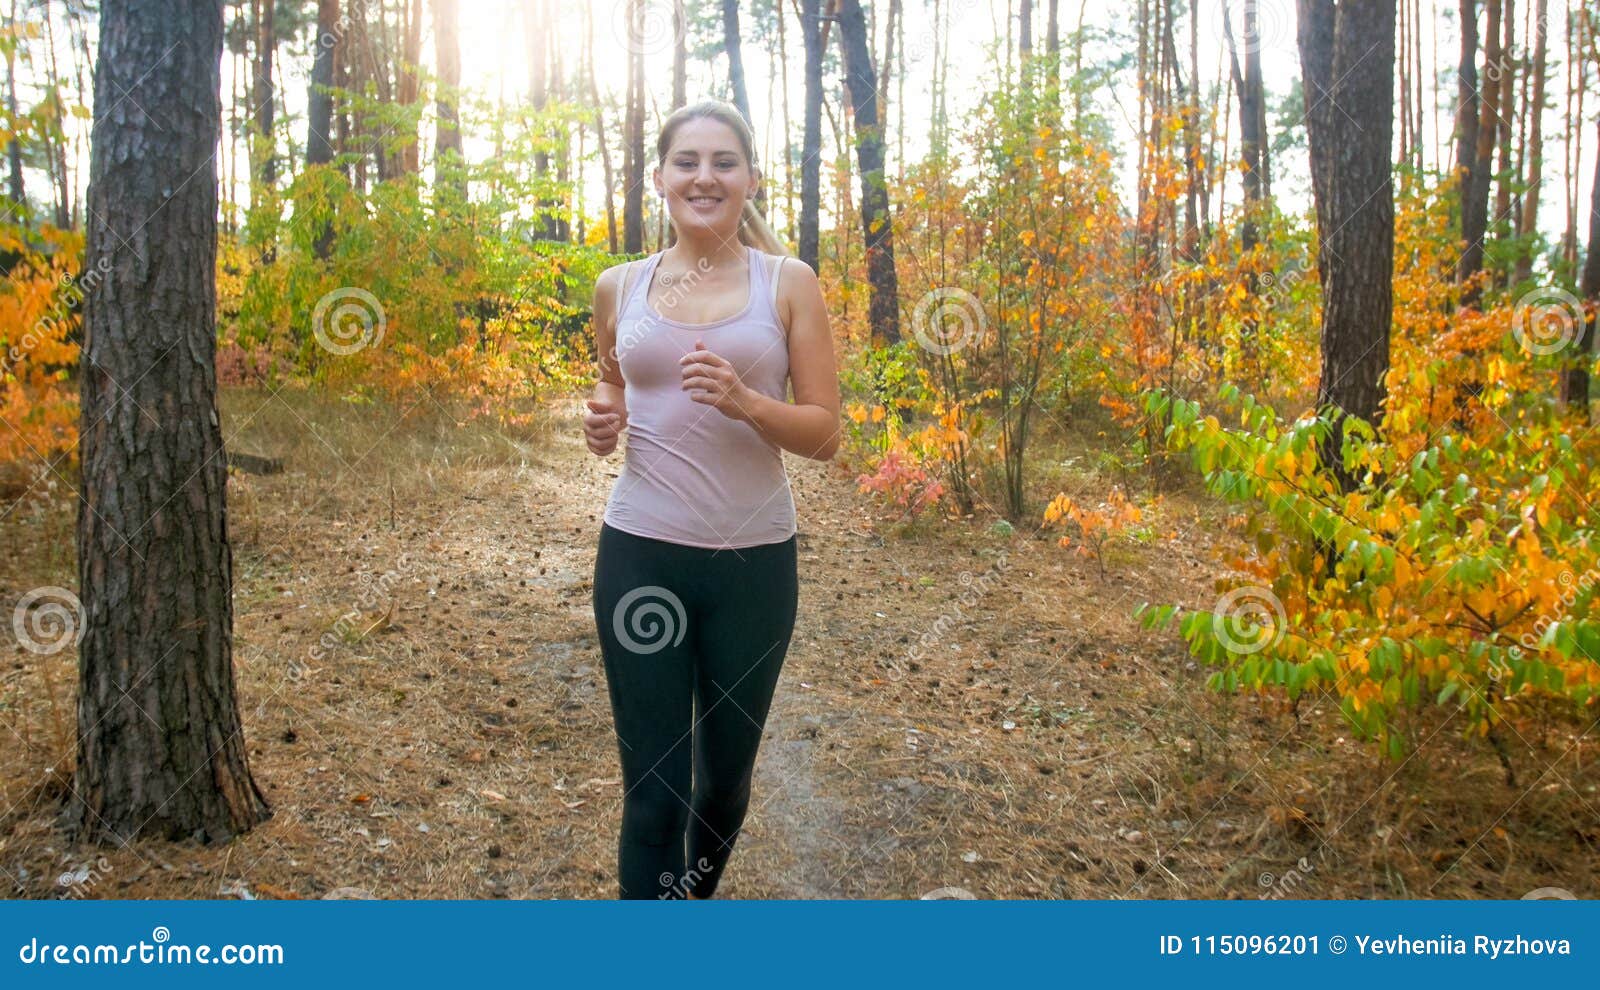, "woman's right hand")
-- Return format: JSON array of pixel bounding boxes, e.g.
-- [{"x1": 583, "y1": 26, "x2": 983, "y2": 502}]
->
[{"x1": 583, "y1": 397, "x2": 627, "y2": 456}]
